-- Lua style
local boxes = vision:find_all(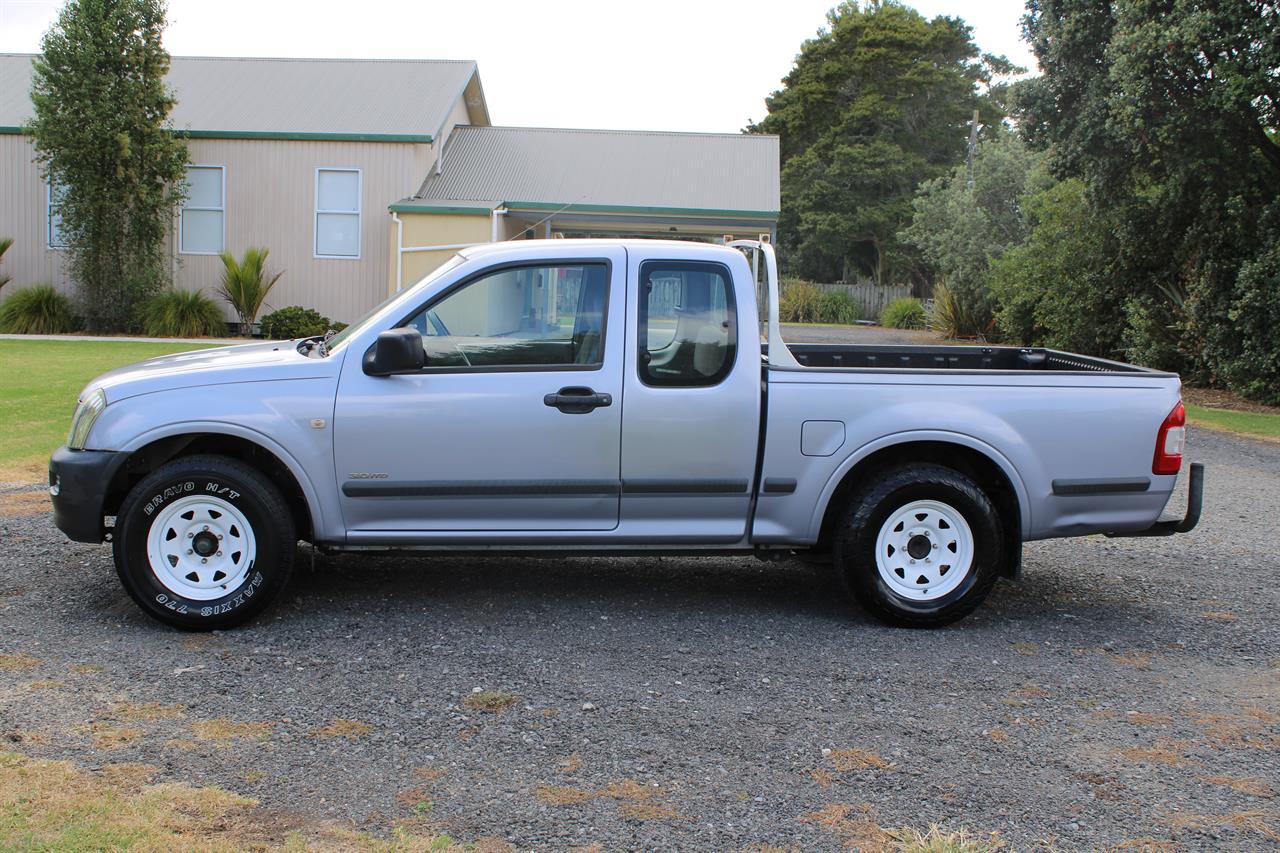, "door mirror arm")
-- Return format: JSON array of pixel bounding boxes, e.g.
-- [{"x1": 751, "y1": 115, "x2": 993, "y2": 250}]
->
[{"x1": 363, "y1": 328, "x2": 426, "y2": 376}]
